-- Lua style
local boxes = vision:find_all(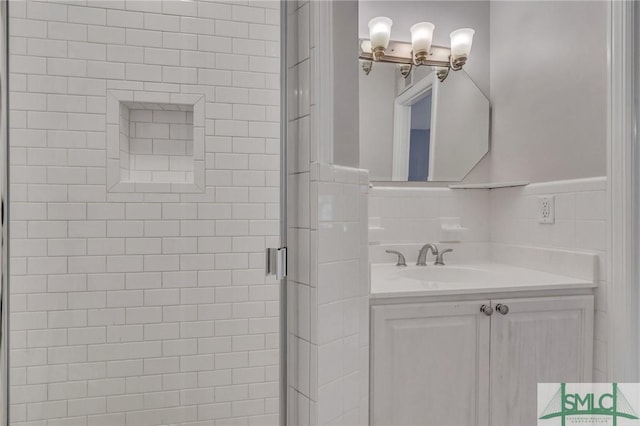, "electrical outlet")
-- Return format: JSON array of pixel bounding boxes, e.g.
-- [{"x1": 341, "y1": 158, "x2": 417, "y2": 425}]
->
[{"x1": 538, "y1": 196, "x2": 555, "y2": 224}]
